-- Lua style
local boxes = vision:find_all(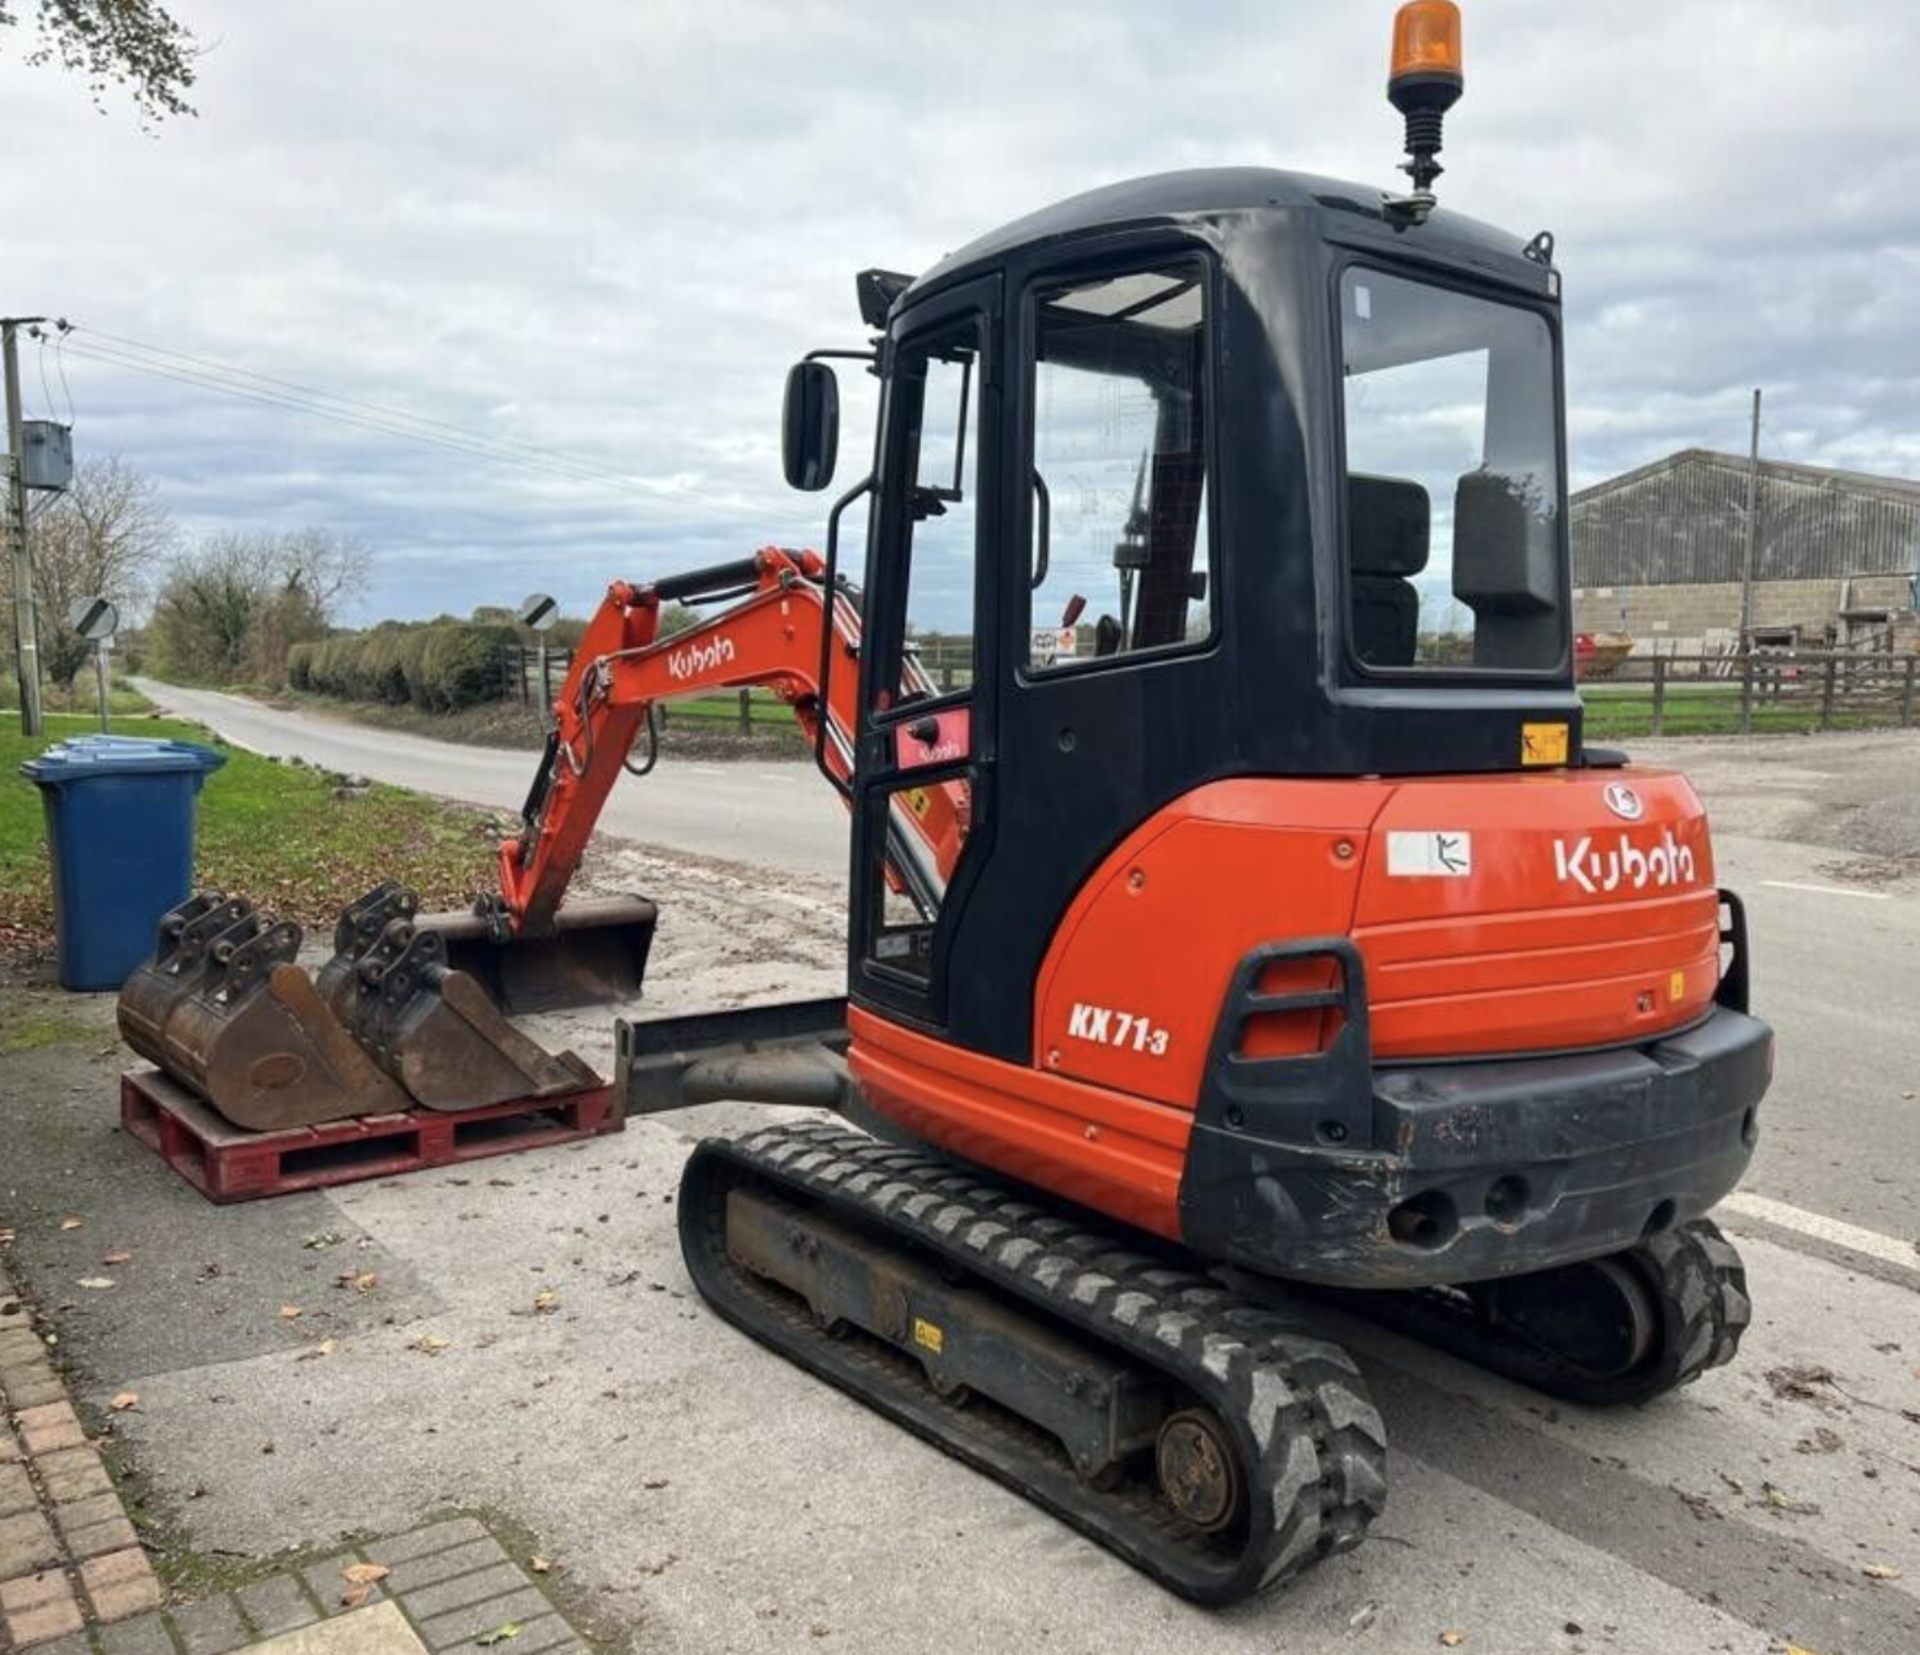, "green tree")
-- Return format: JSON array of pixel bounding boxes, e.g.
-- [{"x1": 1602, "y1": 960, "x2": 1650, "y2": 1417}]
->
[{"x1": 1, "y1": 0, "x2": 198, "y2": 120}]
